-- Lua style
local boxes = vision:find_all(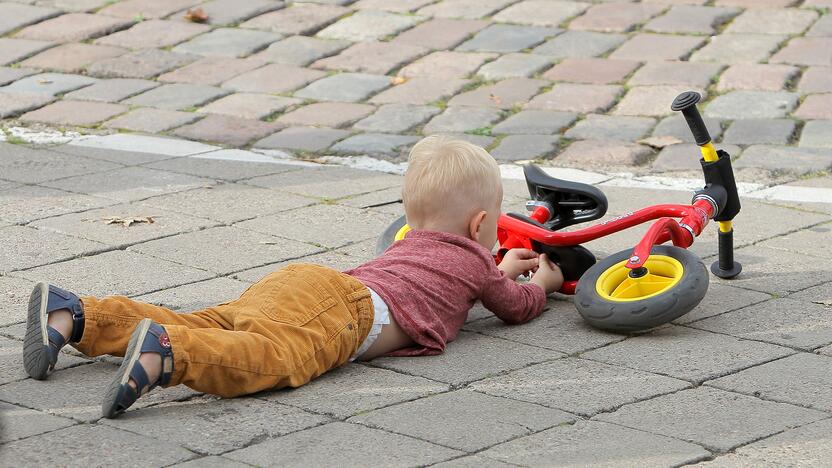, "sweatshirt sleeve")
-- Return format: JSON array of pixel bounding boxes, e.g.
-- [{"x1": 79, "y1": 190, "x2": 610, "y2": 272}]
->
[{"x1": 479, "y1": 264, "x2": 548, "y2": 325}]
